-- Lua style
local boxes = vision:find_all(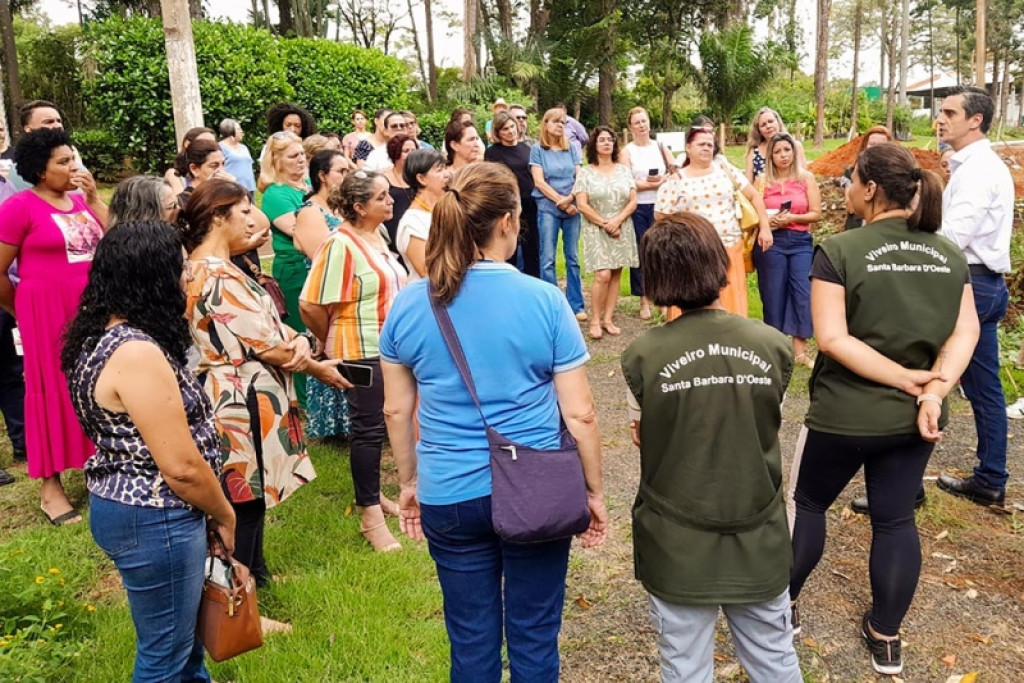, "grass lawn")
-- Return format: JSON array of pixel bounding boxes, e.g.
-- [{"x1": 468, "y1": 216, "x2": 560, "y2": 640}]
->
[{"x1": 0, "y1": 448, "x2": 451, "y2": 681}]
